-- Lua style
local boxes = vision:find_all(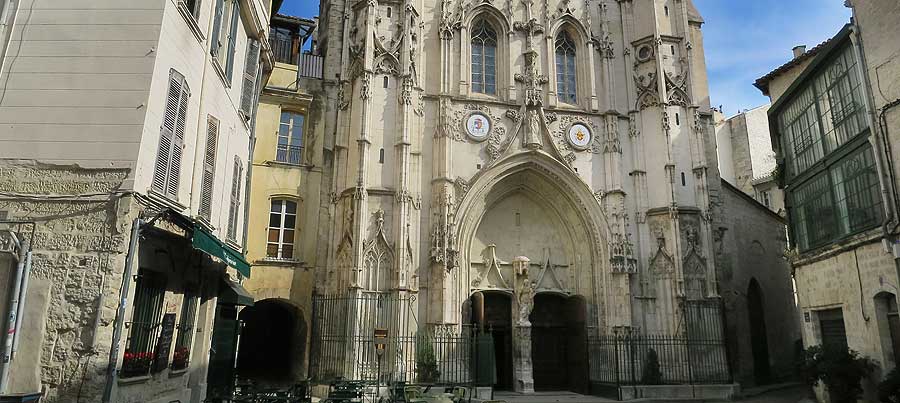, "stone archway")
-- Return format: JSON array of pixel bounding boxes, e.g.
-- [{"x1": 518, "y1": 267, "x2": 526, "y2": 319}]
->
[
  {"x1": 450, "y1": 152, "x2": 611, "y2": 393},
  {"x1": 236, "y1": 299, "x2": 307, "y2": 386}
]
